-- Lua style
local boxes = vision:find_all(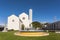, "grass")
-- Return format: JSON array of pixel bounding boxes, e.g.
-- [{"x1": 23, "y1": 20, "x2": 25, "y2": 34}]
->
[{"x1": 0, "y1": 31, "x2": 60, "y2": 40}]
